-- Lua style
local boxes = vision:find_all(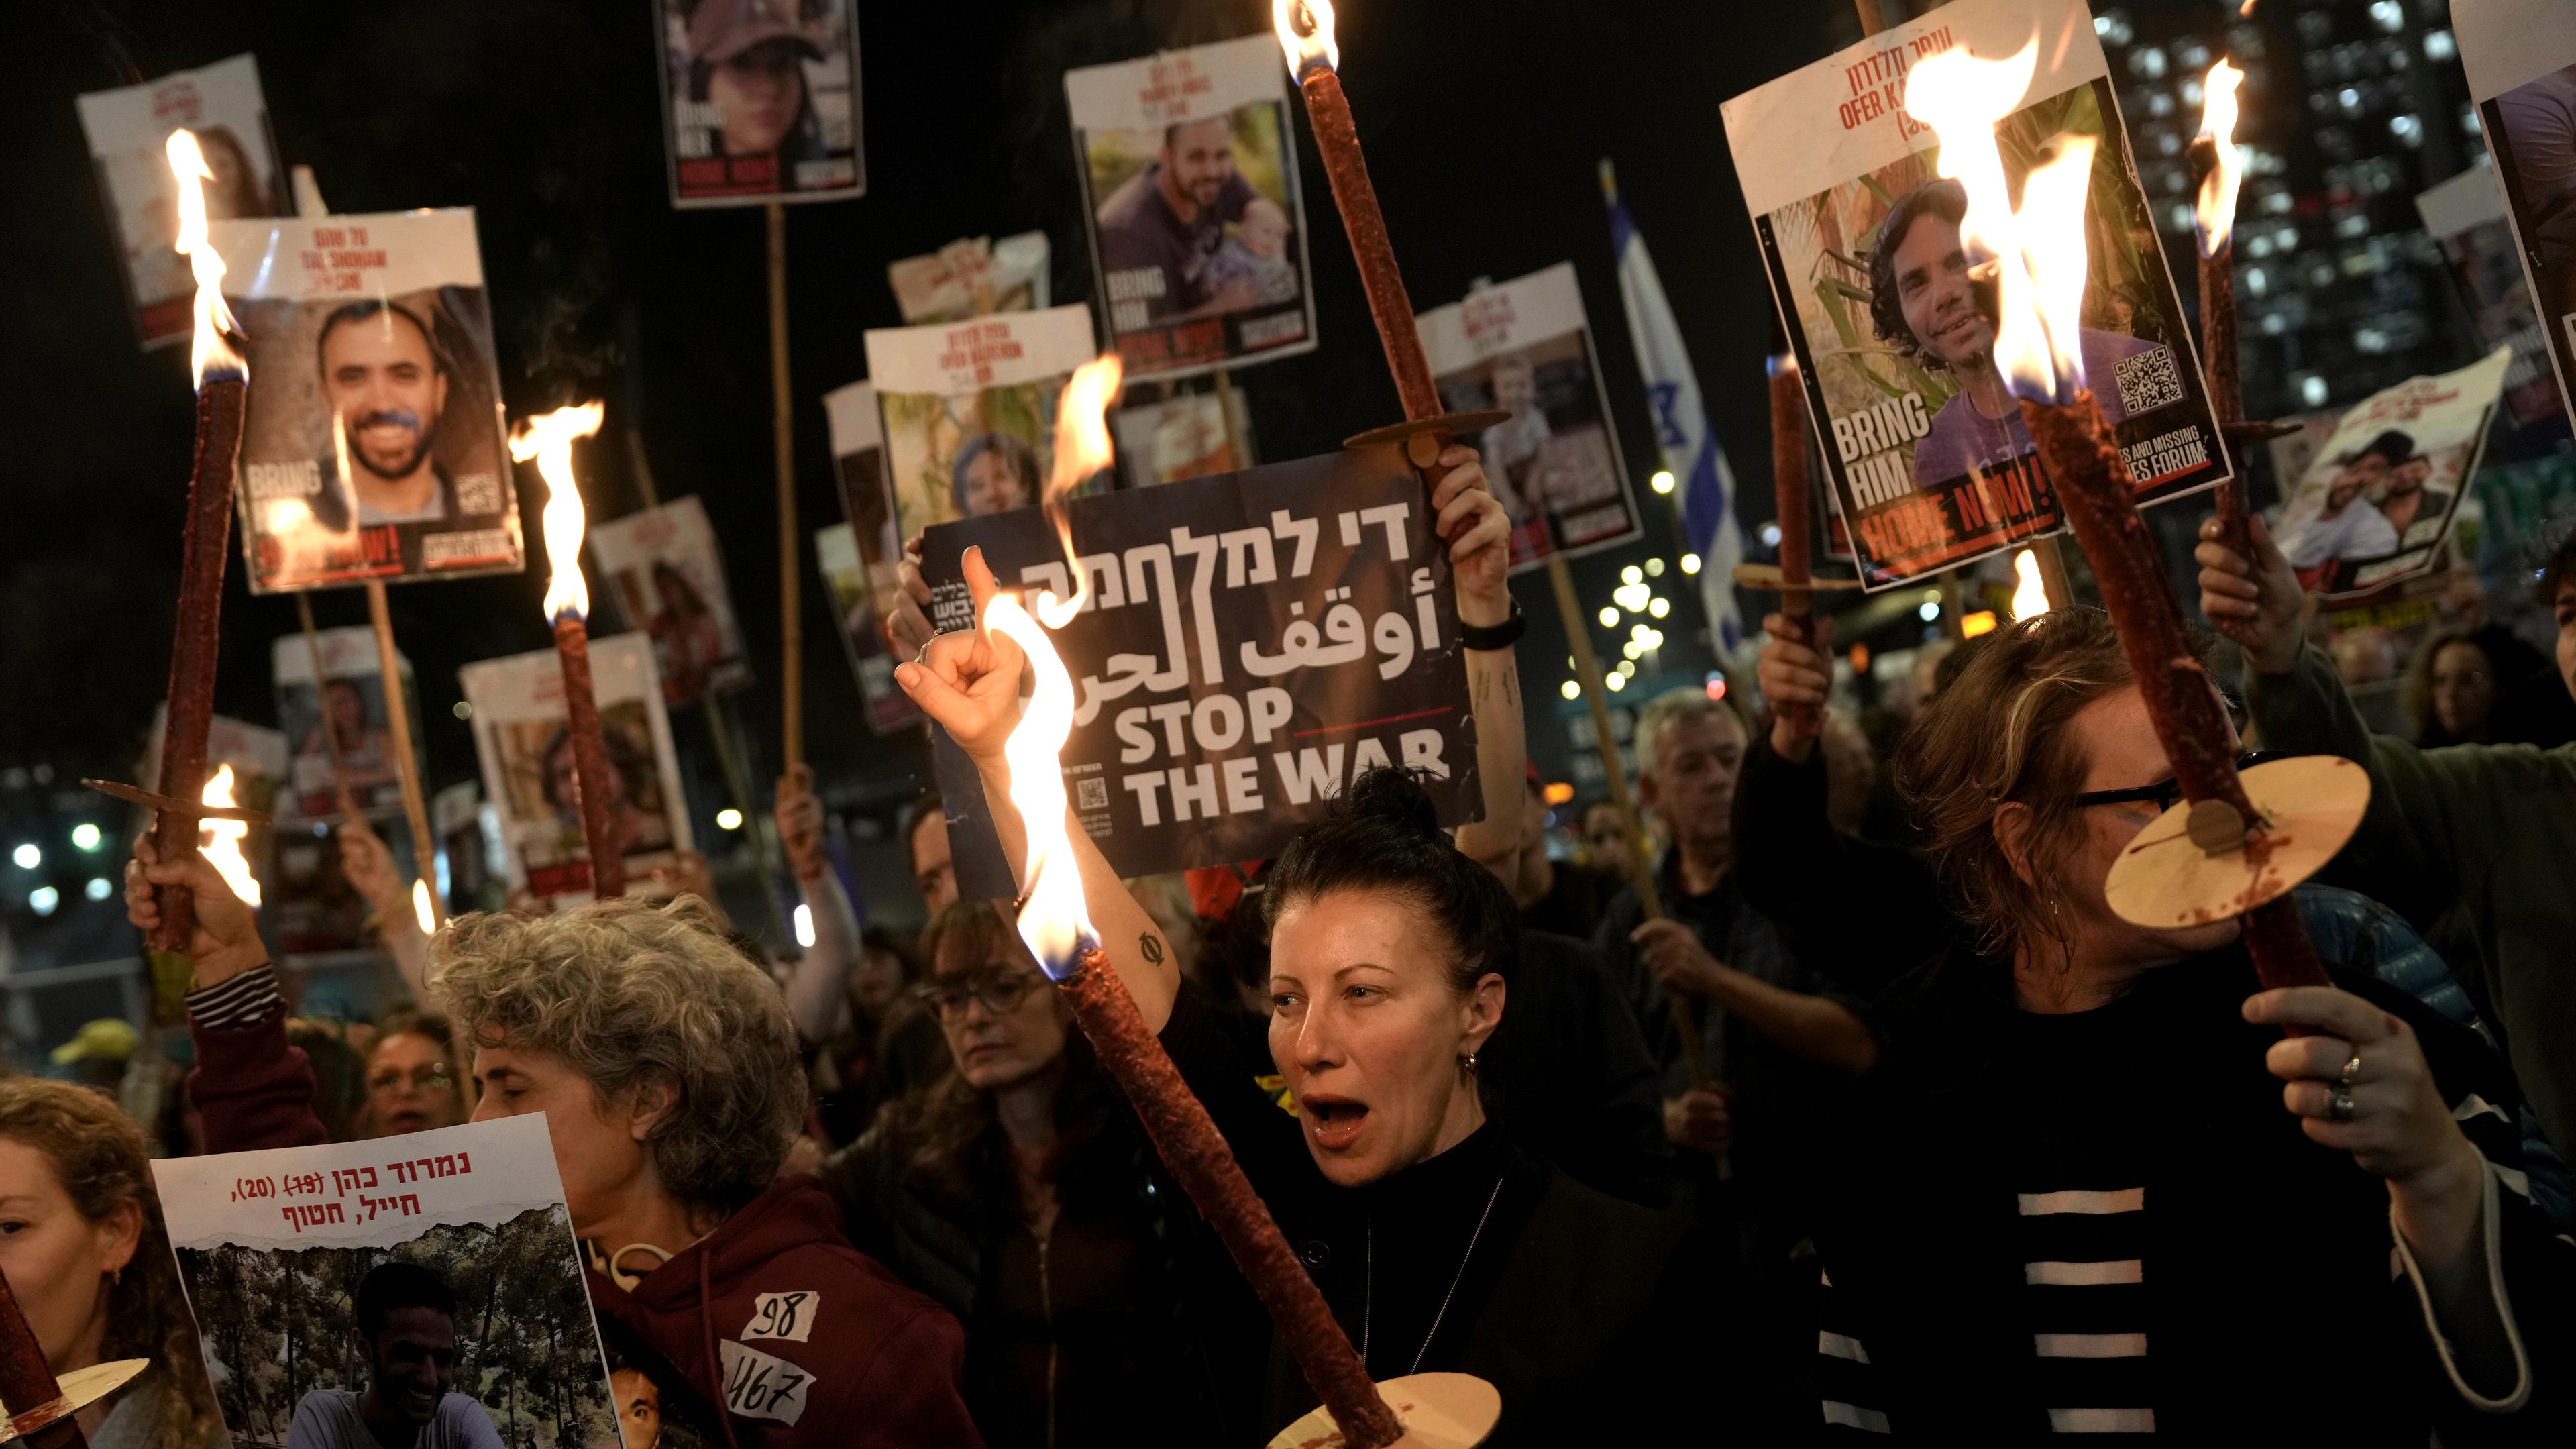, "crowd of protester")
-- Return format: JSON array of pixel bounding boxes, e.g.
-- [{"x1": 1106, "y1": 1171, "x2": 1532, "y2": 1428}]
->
[{"x1": 7, "y1": 460, "x2": 2570, "y2": 1444}]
